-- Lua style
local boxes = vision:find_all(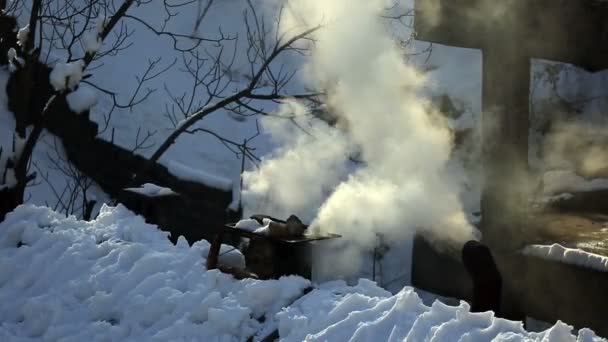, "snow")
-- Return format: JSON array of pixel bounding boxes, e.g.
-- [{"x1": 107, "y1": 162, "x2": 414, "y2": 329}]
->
[
  {"x1": 83, "y1": 17, "x2": 107, "y2": 54},
  {"x1": 0, "y1": 204, "x2": 310, "y2": 341},
  {"x1": 168, "y1": 160, "x2": 232, "y2": 191},
  {"x1": 234, "y1": 218, "x2": 263, "y2": 231},
  {"x1": 96, "y1": 17, "x2": 109, "y2": 34},
  {"x1": 16, "y1": 24, "x2": 29, "y2": 48},
  {"x1": 522, "y1": 243, "x2": 608, "y2": 272},
  {"x1": 124, "y1": 183, "x2": 177, "y2": 197},
  {"x1": 6, "y1": 48, "x2": 24, "y2": 72},
  {"x1": 541, "y1": 193, "x2": 574, "y2": 204},
  {"x1": 0, "y1": 205, "x2": 605, "y2": 341},
  {"x1": 542, "y1": 170, "x2": 608, "y2": 195},
  {"x1": 0, "y1": 4, "x2": 607, "y2": 340},
  {"x1": 83, "y1": 32, "x2": 102, "y2": 55},
  {"x1": 2, "y1": 168, "x2": 17, "y2": 189},
  {"x1": 233, "y1": 218, "x2": 280, "y2": 235},
  {"x1": 276, "y1": 279, "x2": 603, "y2": 342},
  {"x1": 66, "y1": 85, "x2": 98, "y2": 113},
  {"x1": 49, "y1": 60, "x2": 85, "y2": 91},
  {"x1": 6, "y1": 48, "x2": 16, "y2": 61}
]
